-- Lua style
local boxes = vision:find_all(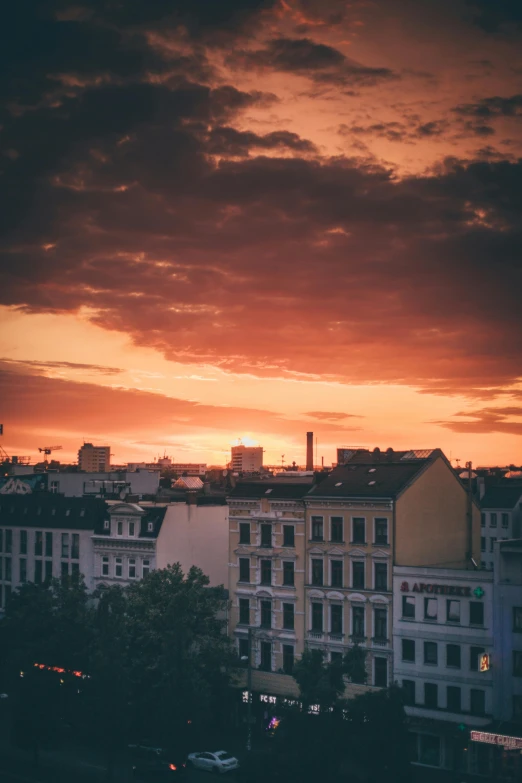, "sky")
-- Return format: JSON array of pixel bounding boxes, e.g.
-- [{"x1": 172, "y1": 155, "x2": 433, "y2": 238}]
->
[{"x1": 1, "y1": 0, "x2": 522, "y2": 468}]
